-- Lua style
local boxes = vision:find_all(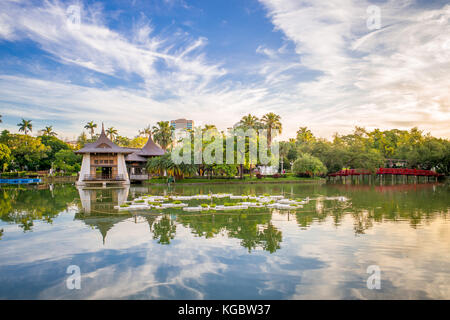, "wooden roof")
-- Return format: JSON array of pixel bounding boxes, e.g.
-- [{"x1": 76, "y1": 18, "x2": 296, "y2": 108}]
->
[
  {"x1": 75, "y1": 124, "x2": 133, "y2": 154},
  {"x1": 125, "y1": 152, "x2": 147, "y2": 162},
  {"x1": 75, "y1": 125, "x2": 165, "y2": 158},
  {"x1": 136, "y1": 135, "x2": 165, "y2": 157}
]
